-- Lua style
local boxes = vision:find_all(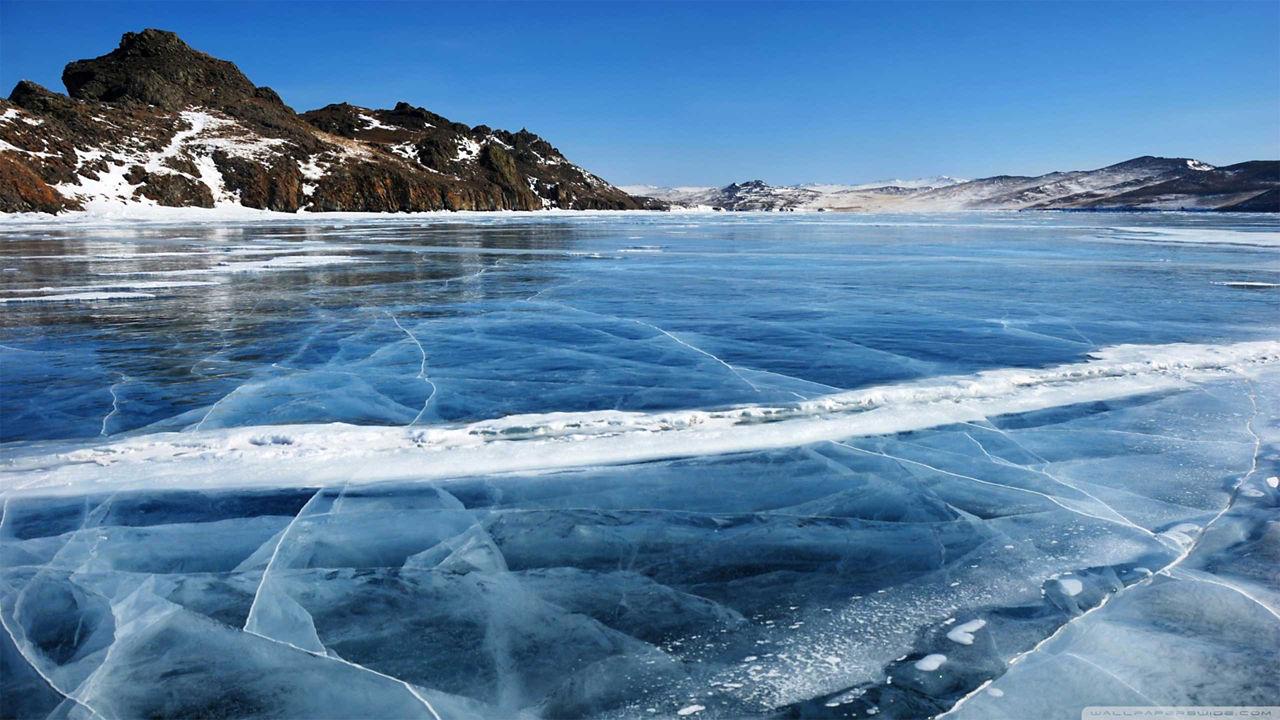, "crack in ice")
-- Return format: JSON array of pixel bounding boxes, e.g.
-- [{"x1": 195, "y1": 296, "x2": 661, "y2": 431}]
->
[
  {"x1": 1164, "y1": 567, "x2": 1280, "y2": 620},
  {"x1": 242, "y1": 629, "x2": 443, "y2": 720},
  {"x1": 523, "y1": 277, "x2": 583, "y2": 303},
  {"x1": 1155, "y1": 386, "x2": 1263, "y2": 578},
  {"x1": 959, "y1": 425, "x2": 1158, "y2": 542},
  {"x1": 193, "y1": 381, "x2": 247, "y2": 432},
  {"x1": 0, "y1": 491, "x2": 110, "y2": 719},
  {"x1": 829, "y1": 440, "x2": 1158, "y2": 534},
  {"x1": 244, "y1": 488, "x2": 325, "y2": 632},
  {"x1": 100, "y1": 373, "x2": 127, "y2": 436},
  {"x1": 632, "y1": 319, "x2": 762, "y2": 393},
  {"x1": 0, "y1": 602, "x2": 109, "y2": 720},
  {"x1": 1062, "y1": 652, "x2": 1159, "y2": 705},
  {"x1": 385, "y1": 311, "x2": 437, "y2": 425},
  {"x1": 941, "y1": 383, "x2": 1270, "y2": 718}
]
